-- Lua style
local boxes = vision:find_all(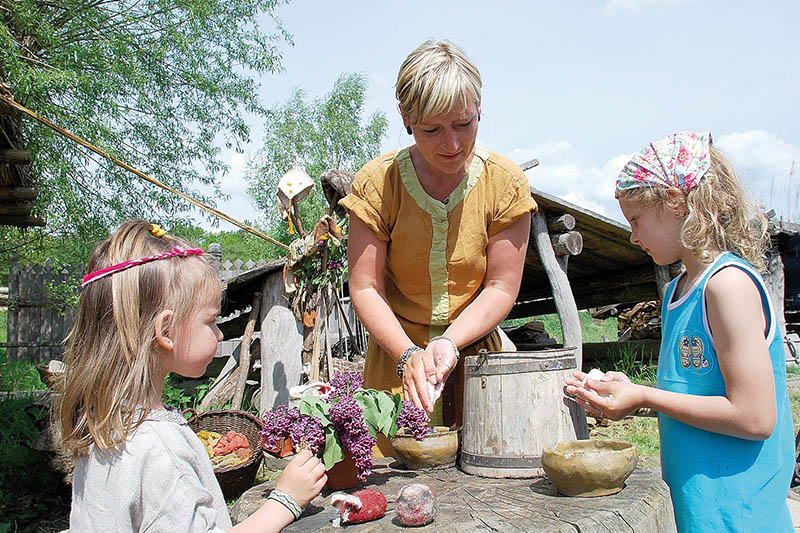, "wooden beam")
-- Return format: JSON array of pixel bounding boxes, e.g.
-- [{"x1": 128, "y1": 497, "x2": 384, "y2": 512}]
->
[
  {"x1": 0, "y1": 202, "x2": 34, "y2": 216},
  {"x1": 0, "y1": 187, "x2": 37, "y2": 200},
  {"x1": 0, "y1": 149, "x2": 30, "y2": 164},
  {"x1": 531, "y1": 210, "x2": 583, "y2": 367},
  {"x1": 550, "y1": 231, "x2": 583, "y2": 256},
  {"x1": 0, "y1": 215, "x2": 45, "y2": 227},
  {"x1": 520, "y1": 158, "x2": 539, "y2": 171},
  {"x1": 547, "y1": 213, "x2": 576, "y2": 232}
]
